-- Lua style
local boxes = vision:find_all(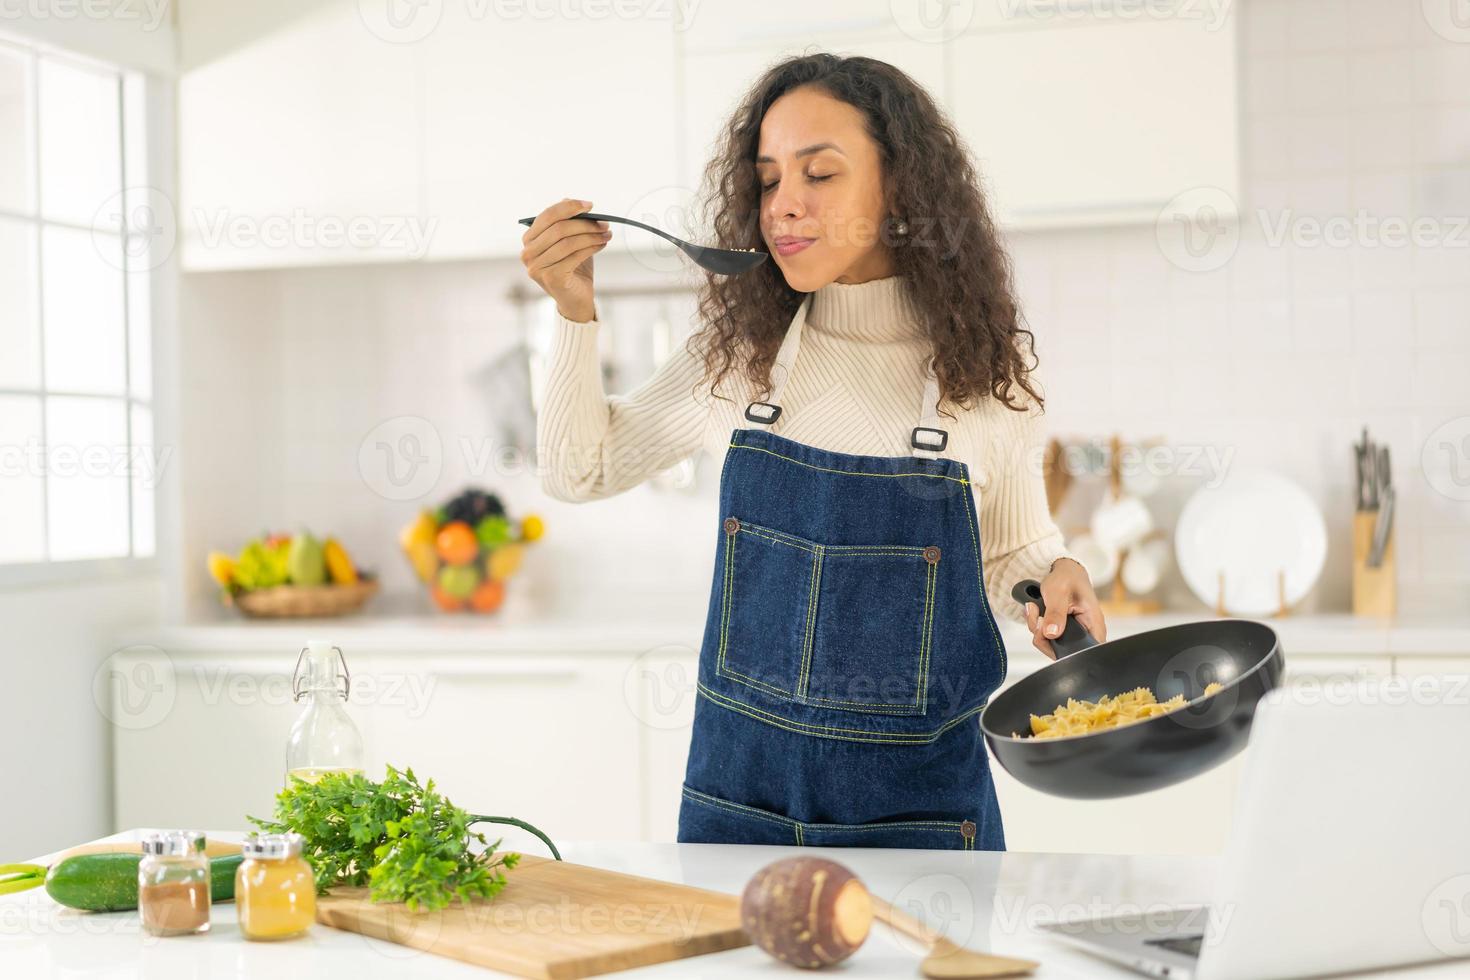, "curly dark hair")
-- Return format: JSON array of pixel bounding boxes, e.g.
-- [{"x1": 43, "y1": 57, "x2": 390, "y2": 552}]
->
[{"x1": 689, "y1": 51, "x2": 1042, "y2": 416}]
